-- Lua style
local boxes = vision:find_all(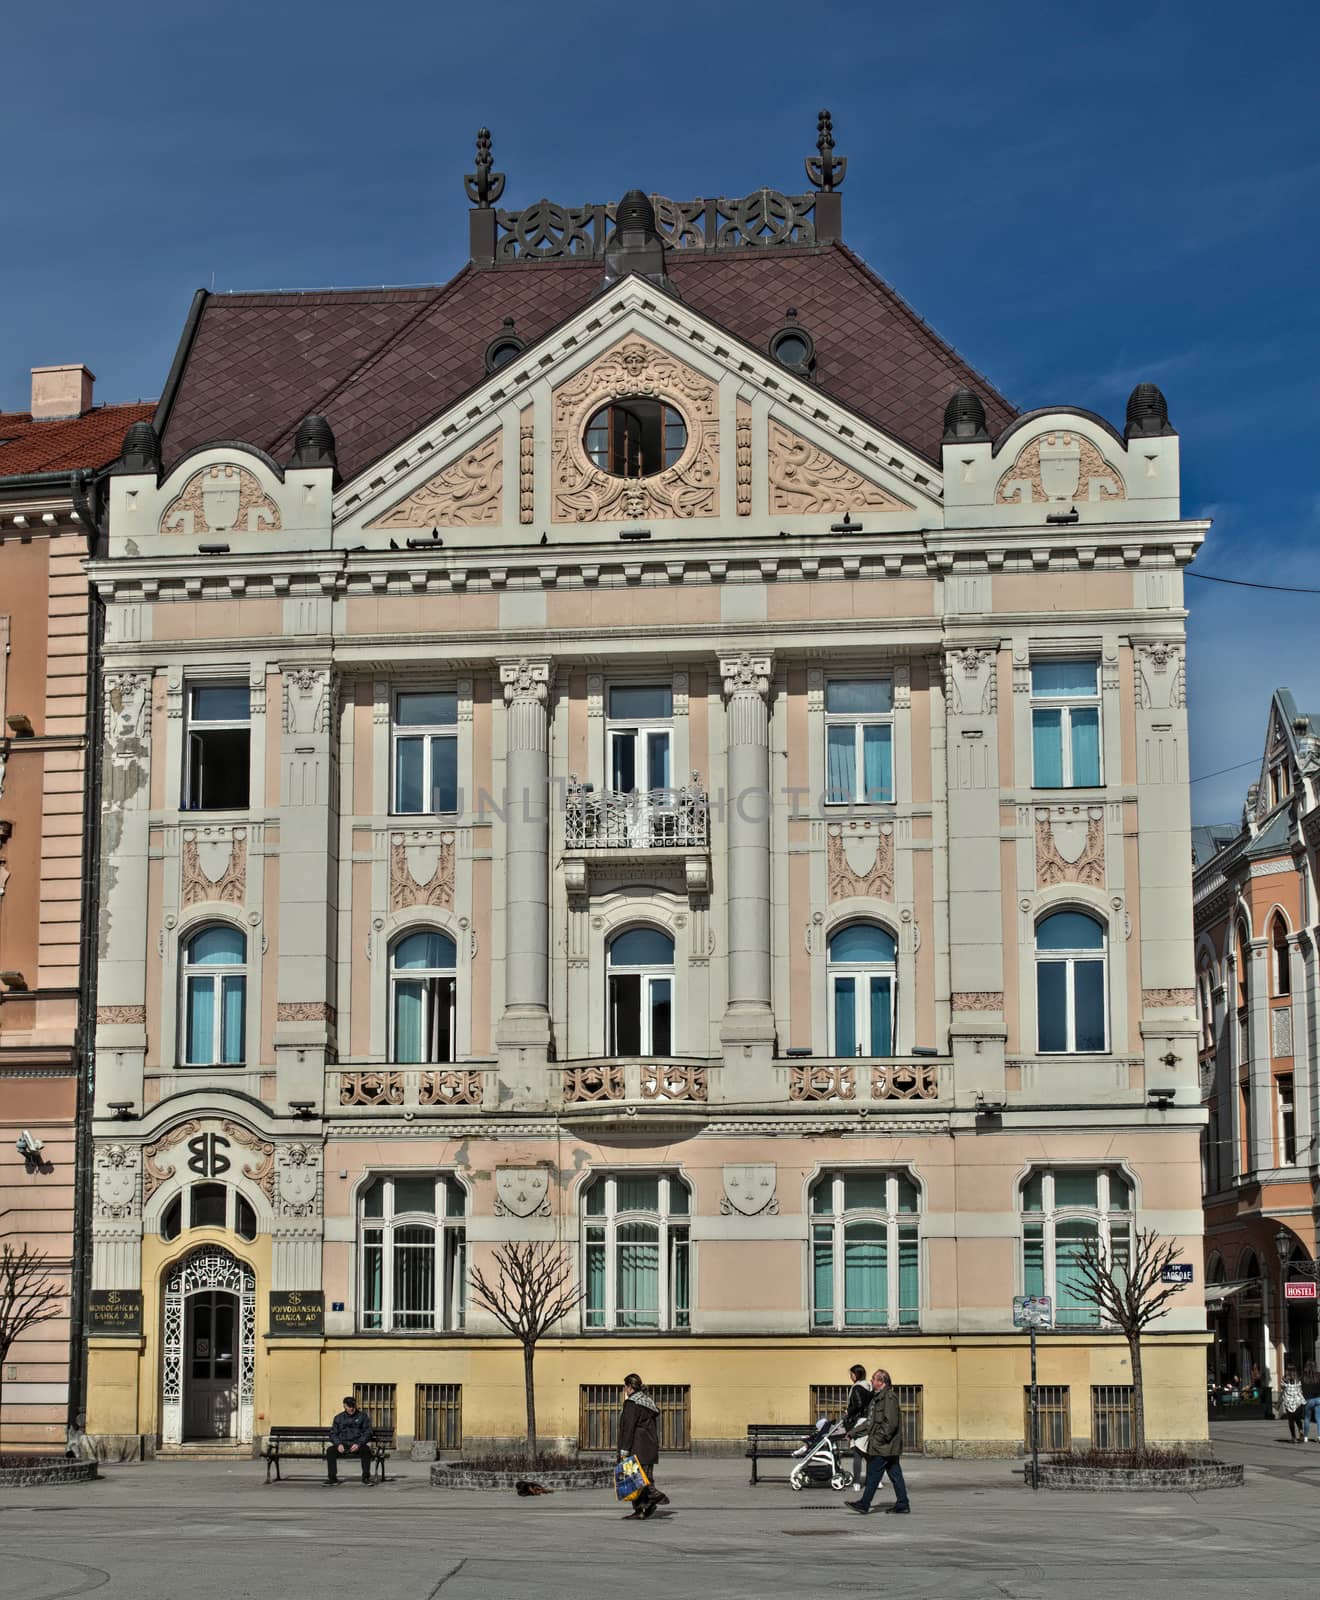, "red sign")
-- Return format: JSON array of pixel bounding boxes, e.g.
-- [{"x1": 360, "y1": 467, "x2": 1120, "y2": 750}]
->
[{"x1": 1285, "y1": 1281, "x2": 1317, "y2": 1301}]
